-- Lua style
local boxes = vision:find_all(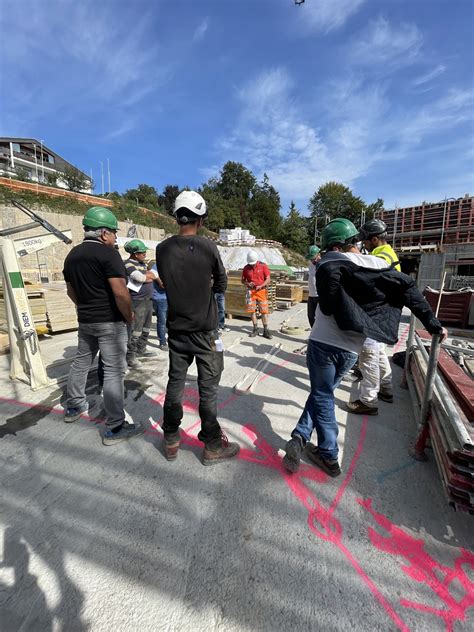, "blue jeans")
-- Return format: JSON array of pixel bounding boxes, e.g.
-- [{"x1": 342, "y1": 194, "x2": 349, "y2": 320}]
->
[
  {"x1": 292, "y1": 340, "x2": 357, "y2": 460},
  {"x1": 67, "y1": 321, "x2": 128, "y2": 430},
  {"x1": 153, "y1": 299, "x2": 168, "y2": 345},
  {"x1": 214, "y1": 292, "x2": 225, "y2": 329}
]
